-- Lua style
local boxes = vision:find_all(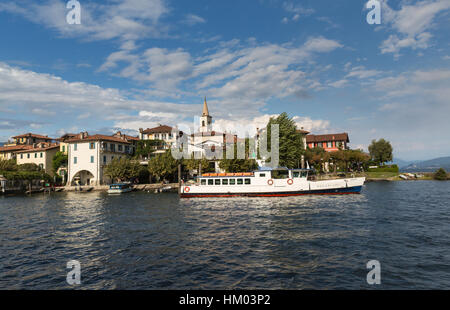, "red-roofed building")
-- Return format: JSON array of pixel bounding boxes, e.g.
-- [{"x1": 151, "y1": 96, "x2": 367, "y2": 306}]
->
[
  {"x1": 139, "y1": 125, "x2": 183, "y2": 155},
  {"x1": 0, "y1": 144, "x2": 33, "y2": 160},
  {"x1": 16, "y1": 143, "x2": 60, "y2": 174},
  {"x1": 12, "y1": 133, "x2": 53, "y2": 145},
  {"x1": 306, "y1": 133, "x2": 349, "y2": 152},
  {"x1": 66, "y1": 132, "x2": 138, "y2": 186}
]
